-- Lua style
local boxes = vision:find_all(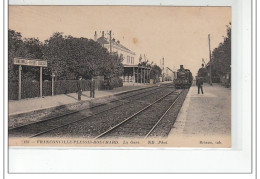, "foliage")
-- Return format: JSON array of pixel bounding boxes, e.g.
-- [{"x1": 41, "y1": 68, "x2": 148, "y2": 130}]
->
[
  {"x1": 9, "y1": 79, "x2": 108, "y2": 100},
  {"x1": 8, "y1": 29, "x2": 43, "y2": 82},
  {"x1": 8, "y1": 30, "x2": 124, "y2": 84},
  {"x1": 150, "y1": 65, "x2": 162, "y2": 82},
  {"x1": 102, "y1": 52, "x2": 124, "y2": 78},
  {"x1": 136, "y1": 55, "x2": 159, "y2": 83},
  {"x1": 211, "y1": 23, "x2": 231, "y2": 77},
  {"x1": 8, "y1": 29, "x2": 125, "y2": 99},
  {"x1": 197, "y1": 67, "x2": 208, "y2": 78},
  {"x1": 8, "y1": 29, "x2": 22, "y2": 82},
  {"x1": 110, "y1": 77, "x2": 123, "y2": 89},
  {"x1": 42, "y1": 32, "x2": 124, "y2": 80}
]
